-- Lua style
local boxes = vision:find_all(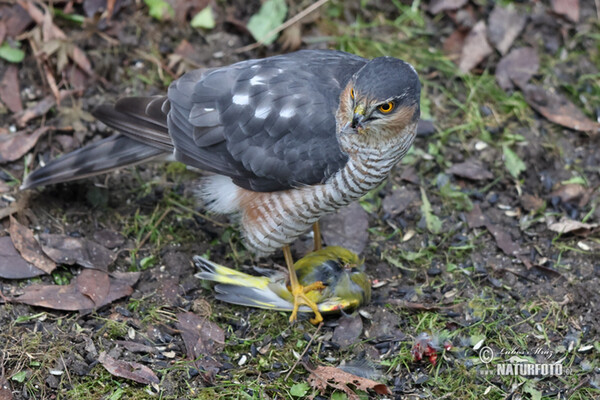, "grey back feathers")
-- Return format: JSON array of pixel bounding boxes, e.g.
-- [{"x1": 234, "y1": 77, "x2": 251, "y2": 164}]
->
[{"x1": 22, "y1": 50, "x2": 419, "y2": 192}]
